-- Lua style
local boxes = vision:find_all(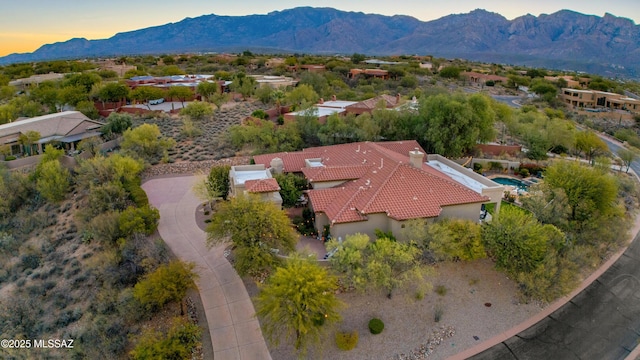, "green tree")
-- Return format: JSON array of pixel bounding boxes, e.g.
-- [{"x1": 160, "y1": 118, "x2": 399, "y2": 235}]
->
[
  {"x1": 229, "y1": 72, "x2": 256, "y2": 100},
  {"x1": 544, "y1": 161, "x2": 618, "y2": 223},
  {"x1": 36, "y1": 159, "x2": 70, "y2": 202},
  {"x1": 121, "y1": 123, "x2": 176, "y2": 163},
  {"x1": 75, "y1": 100, "x2": 99, "y2": 119},
  {"x1": 64, "y1": 72, "x2": 102, "y2": 93},
  {"x1": 255, "y1": 256, "x2": 343, "y2": 354},
  {"x1": 196, "y1": 81, "x2": 219, "y2": 102},
  {"x1": 206, "y1": 194, "x2": 297, "y2": 276},
  {"x1": 205, "y1": 165, "x2": 231, "y2": 200},
  {"x1": 574, "y1": 130, "x2": 609, "y2": 163},
  {"x1": 130, "y1": 86, "x2": 165, "y2": 110},
  {"x1": 130, "y1": 317, "x2": 201, "y2": 360},
  {"x1": 482, "y1": 205, "x2": 565, "y2": 275},
  {"x1": 17, "y1": 130, "x2": 41, "y2": 156},
  {"x1": 327, "y1": 234, "x2": 429, "y2": 298},
  {"x1": 417, "y1": 93, "x2": 495, "y2": 157},
  {"x1": 167, "y1": 86, "x2": 194, "y2": 107},
  {"x1": 255, "y1": 84, "x2": 274, "y2": 104},
  {"x1": 439, "y1": 66, "x2": 461, "y2": 79},
  {"x1": 180, "y1": 101, "x2": 213, "y2": 121},
  {"x1": 285, "y1": 84, "x2": 319, "y2": 109},
  {"x1": 274, "y1": 173, "x2": 306, "y2": 207},
  {"x1": 133, "y1": 261, "x2": 198, "y2": 312},
  {"x1": 350, "y1": 53, "x2": 366, "y2": 64},
  {"x1": 77, "y1": 136, "x2": 102, "y2": 157},
  {"x1": 530, "y1": 78, "x2": 558, "y2": 102},
  {"x1": 101, "y1": 112, "x2": 133, "y2": 139},
  {"x1": 617, "y1": 148, "x2": 637, "y2": 173},
  {"x1": 97, "y1": 82, "x2": 130, "y2": 106},
  {"x1": 427, "y1": 218, "x2": 485, "y2": 261}
]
